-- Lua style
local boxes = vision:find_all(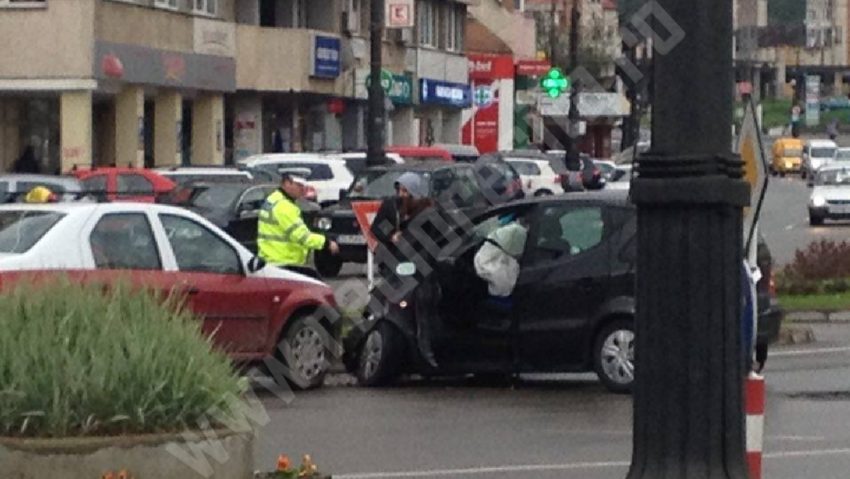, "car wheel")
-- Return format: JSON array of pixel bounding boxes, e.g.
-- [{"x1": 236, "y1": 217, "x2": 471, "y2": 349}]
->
[
  {"x1": 593, "y1": 320, "x2": 635, "y2": 394},
  {"x1": 801, "y1": 170, "x2": 807, "y2": 180},
  {"x1": 315, "y1": 250, "x2": 343, "y2": 278},
  {"x1": 534, "y1": 189, "x2": 554, "y2": 197},
  {"x1": 357, "y1": 321, "x2": 404, "y2": 387},
  {"x1": 810, "y1": 215, "x2": 824, "y2": 226},
  {"x1": 275, "y1": 315, "x2": 331, "y2": 390}
]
